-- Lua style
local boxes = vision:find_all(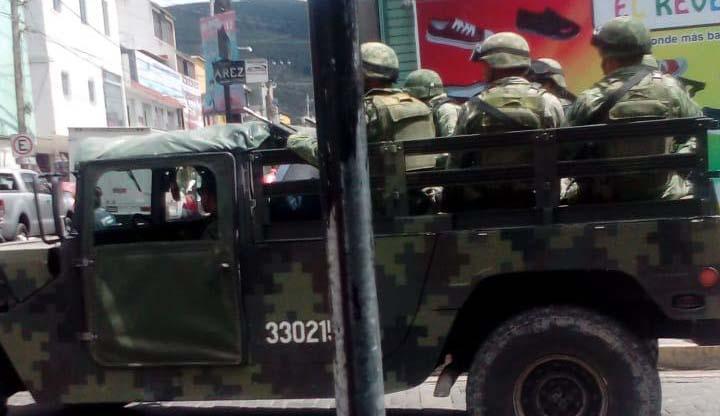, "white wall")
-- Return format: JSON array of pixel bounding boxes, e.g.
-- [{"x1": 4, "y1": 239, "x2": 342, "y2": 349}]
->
[
  {"x1": 26, "y1": 0, "x2": 124, "y2": 139},
  {"x1": 116, "y1": 0, "x2": 177, "y2": 69}
]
